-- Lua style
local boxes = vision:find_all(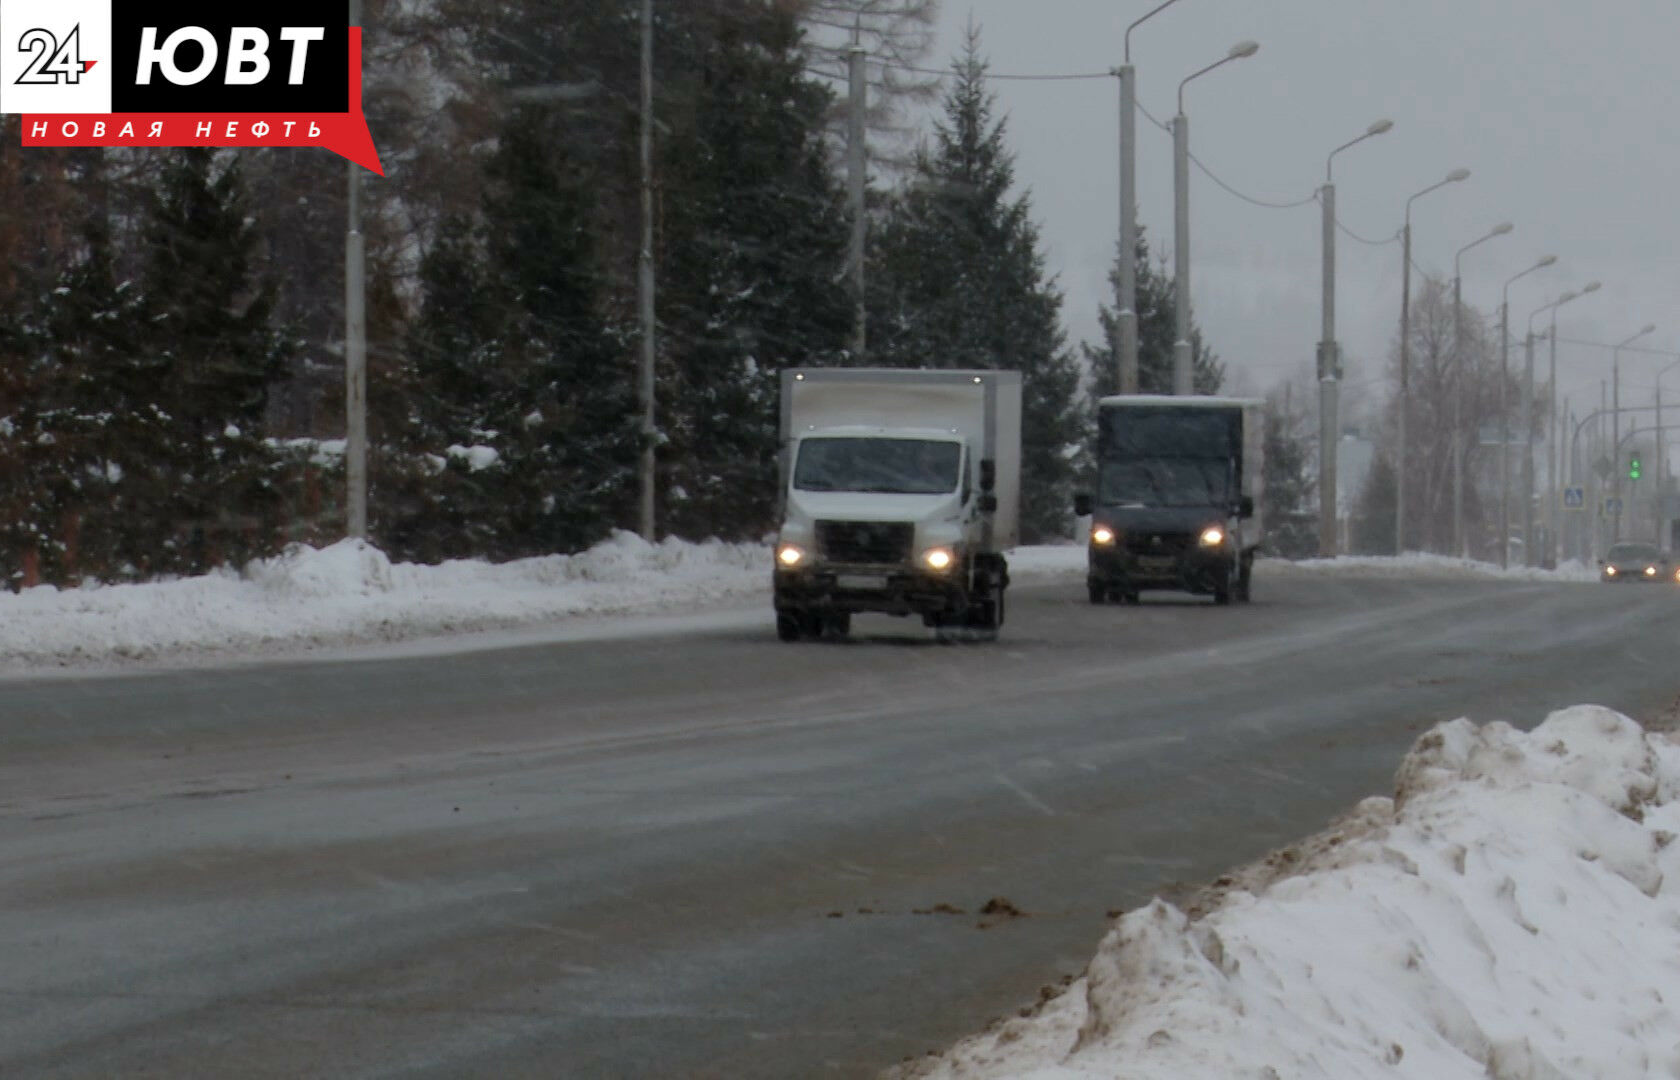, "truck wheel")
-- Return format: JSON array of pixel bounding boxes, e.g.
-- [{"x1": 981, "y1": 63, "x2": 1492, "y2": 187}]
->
[
  {"x1": 1213, "y1": 571, "x2": 1232, "y2": 606},
  {"x1": 965, "y1": 587, "x2": 1004, "y2": 641},
  {"x1": 776, "y1": 613, "x2": 802, "y2": 642},
  {"x1": 1087, "y1": 582, "x2": 1107, "y2": 605},
  {"x1": 1235, "y1": 554, "x2": 1253, "y2": 603},
  {"x1": 822, "y1": 613, "x2": 851, "y2": 638}
]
